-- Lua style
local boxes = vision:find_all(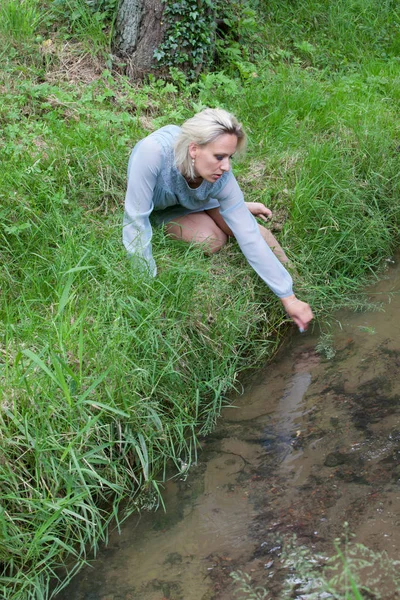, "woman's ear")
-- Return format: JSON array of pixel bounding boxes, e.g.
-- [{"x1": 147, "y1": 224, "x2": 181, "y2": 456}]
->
[{"x1": 189, "y1": 142, "x2": 198, "y2": 159}]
